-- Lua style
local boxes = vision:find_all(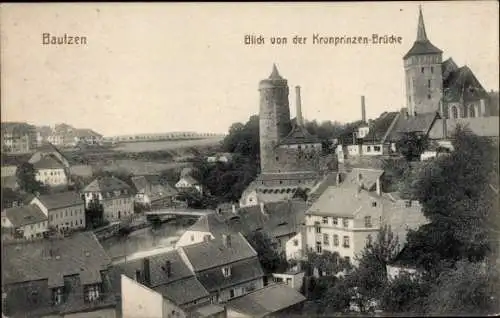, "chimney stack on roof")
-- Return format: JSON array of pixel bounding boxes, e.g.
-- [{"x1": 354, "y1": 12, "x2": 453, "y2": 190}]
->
[
  {"x1": 222, "y1": 234, "x2": 232, "y2": 248},
  {"x1": 296, "y1": 86, "x2": 303, "y2": 126},
  {"x1": 164, "y1": 260, "x2": 172, "y2": 277},
  {"x1": 361, "y1": 96, "x2": 366, "y2": 123}
]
